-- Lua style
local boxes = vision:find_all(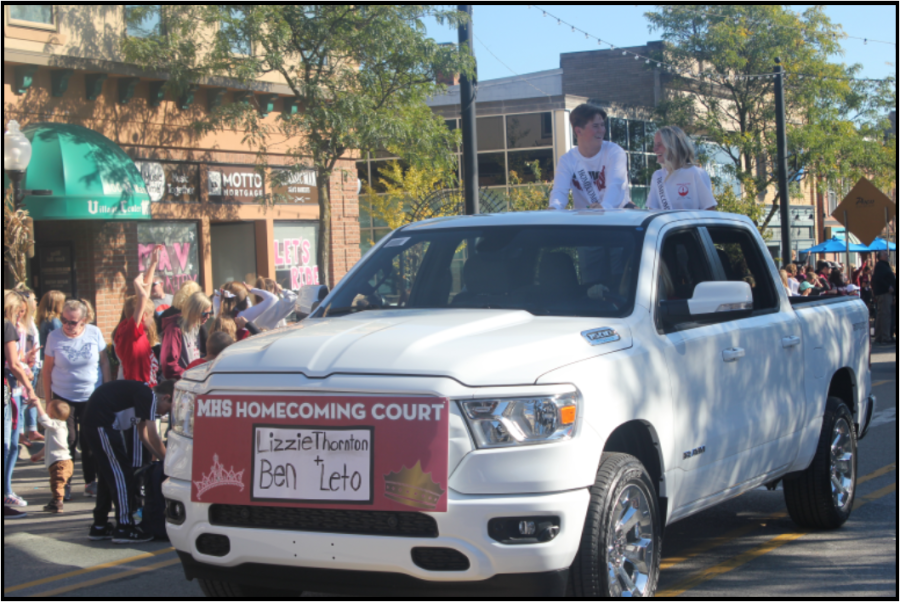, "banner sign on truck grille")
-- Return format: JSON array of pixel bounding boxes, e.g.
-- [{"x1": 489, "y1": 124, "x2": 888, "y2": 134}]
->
[{"x1": 191, "y1": 395, "x2": 450, "y2": 512}]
